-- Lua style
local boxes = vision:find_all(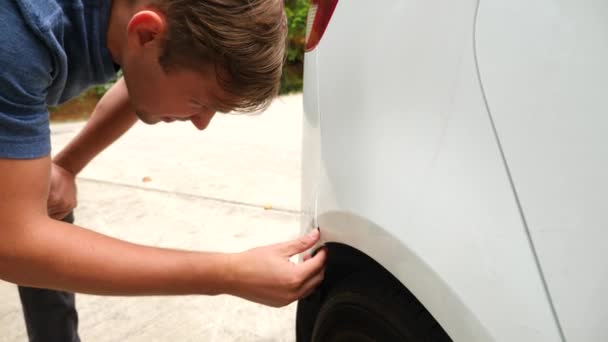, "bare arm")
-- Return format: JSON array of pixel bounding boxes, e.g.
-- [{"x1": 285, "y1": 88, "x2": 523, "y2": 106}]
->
[
  {"x1": 48, "y1": 78, "x2": 135, "y2": 219},
  {"x1": 0, "y1": 156, "x2": 227, "y2": 295},
  {"x1": 53, "y1": 78, "x2": 137, "y2": 175},
  {"x1": 0, "y1": 156, "x2": 325, "y2": 303}
]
